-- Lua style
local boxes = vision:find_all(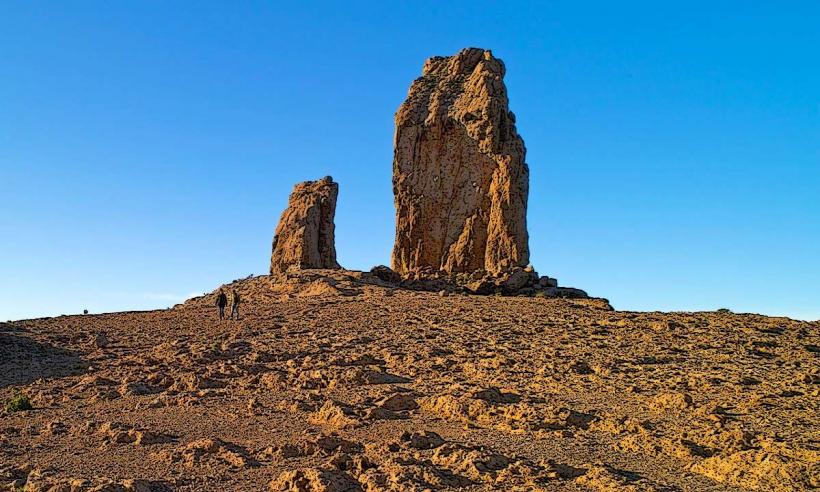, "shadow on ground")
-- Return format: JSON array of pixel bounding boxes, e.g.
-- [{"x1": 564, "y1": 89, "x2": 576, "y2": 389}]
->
[{"x1": 0, "y1": 324, "x2": 88, "y2": 389}]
